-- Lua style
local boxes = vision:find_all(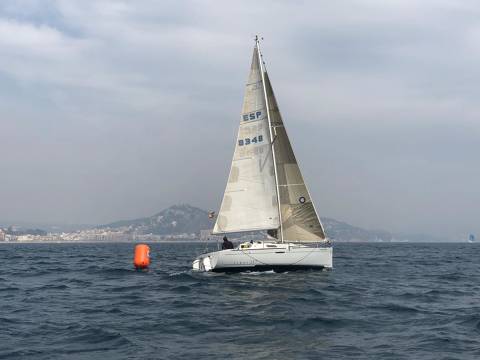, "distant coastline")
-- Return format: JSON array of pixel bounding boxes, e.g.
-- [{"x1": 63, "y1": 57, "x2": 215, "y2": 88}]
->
[{"x1": 0, "y1": 204, "x2": 458, "y2": 243}]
